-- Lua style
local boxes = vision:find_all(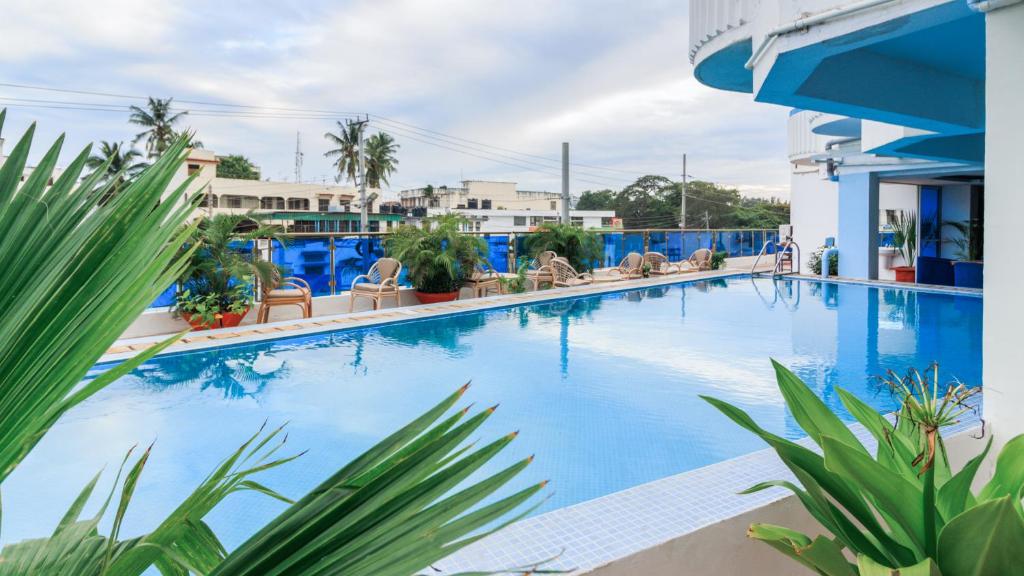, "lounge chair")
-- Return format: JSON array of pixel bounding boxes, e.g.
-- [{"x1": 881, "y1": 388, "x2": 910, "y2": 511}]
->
[
  {"x1": 676, "y1": 248, "x2": 713, "y2": 273},
  {"x1": 464, "y1": 260, "x2": 503, "y2": 298},
  {"x1": 550, "y1": 257, "x2": 593, "y2": 287},
  {"x1": 607, "y1": 252, "x2": 644, "y2": 280},
  {"x1": 257, "y1": 271, "x2": 312, "y2": 323},
  {"x1": 350, "y1": 257, "x2": 402, "y2": 312},
  {"x1": 525, "y1": 250, "x2": 557, "y2": 291},
  {"x1": 643, "y1": 251, "x2": 677, "y2": 275}
]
